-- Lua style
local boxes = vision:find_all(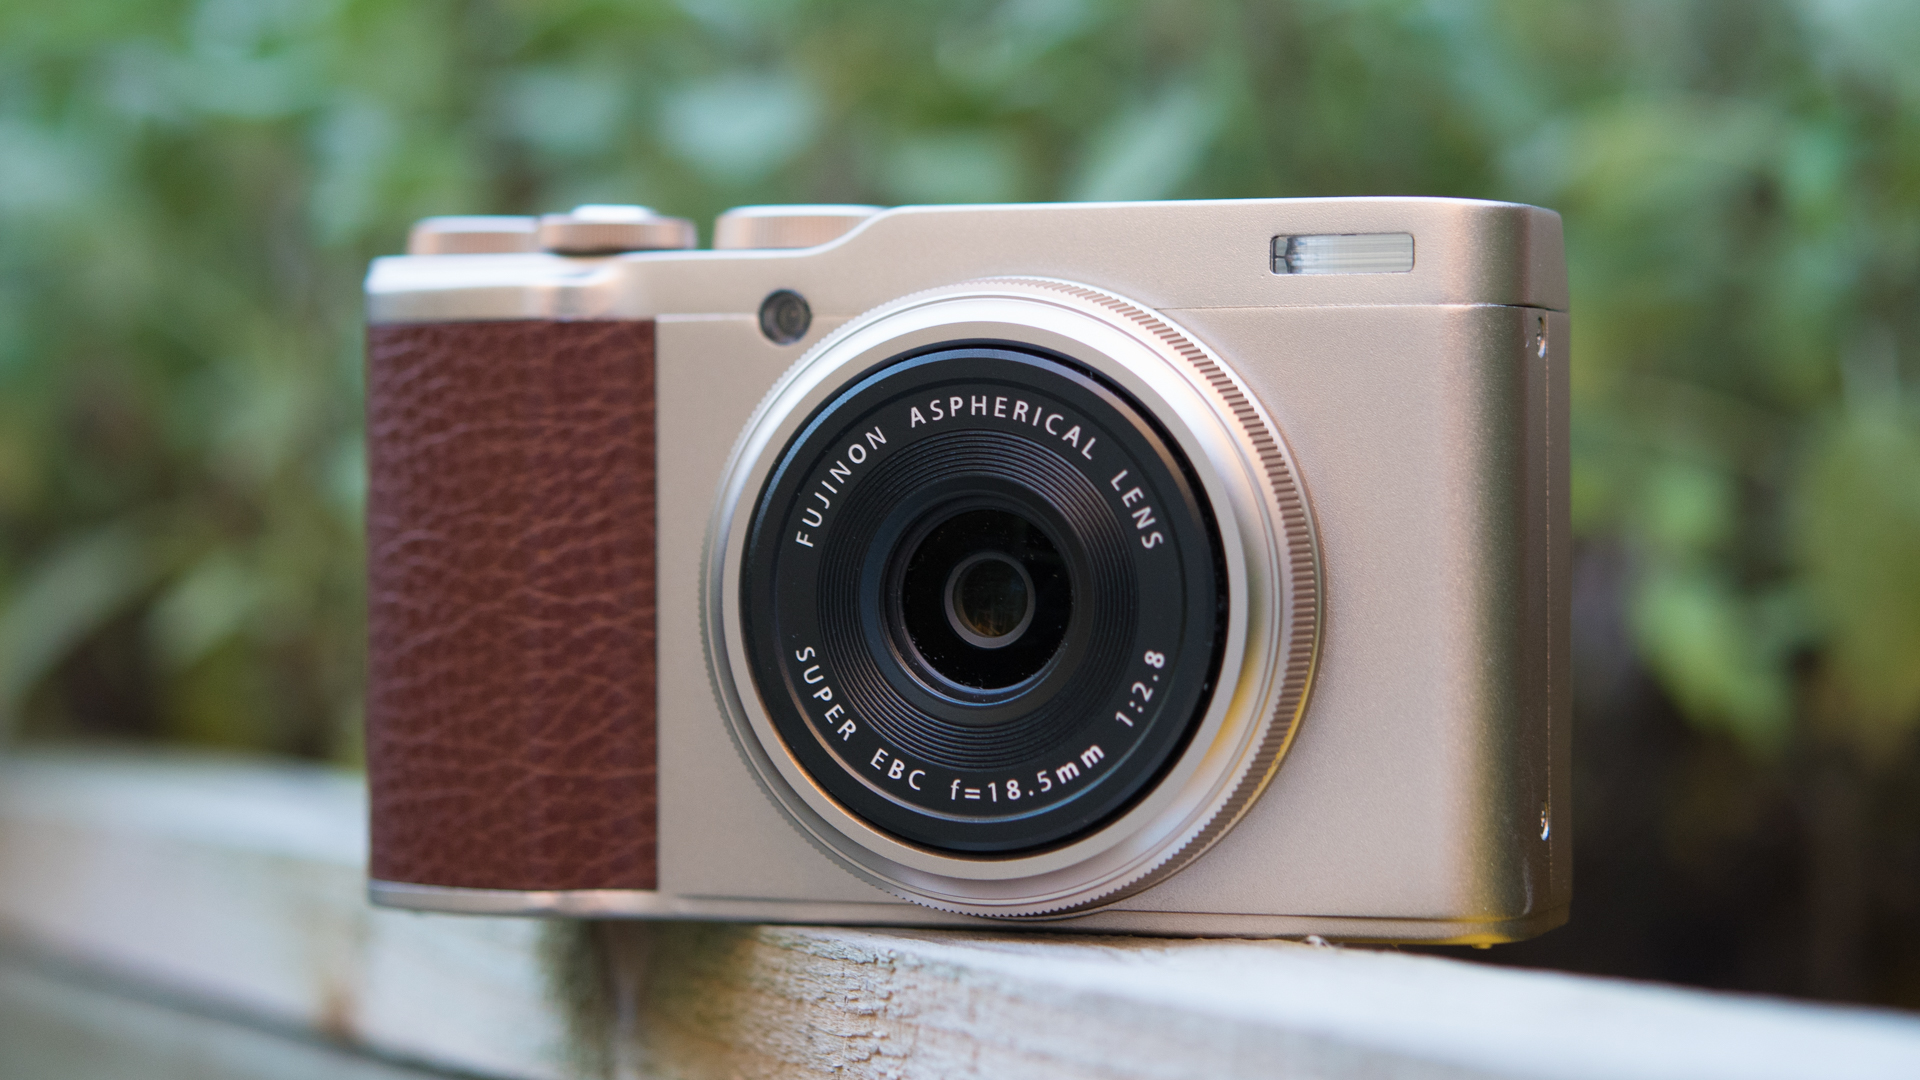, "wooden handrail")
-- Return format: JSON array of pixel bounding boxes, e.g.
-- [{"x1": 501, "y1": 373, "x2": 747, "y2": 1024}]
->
[{"x1": 4, "y1": 751, "x2": 1919, "y2": 1079}]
